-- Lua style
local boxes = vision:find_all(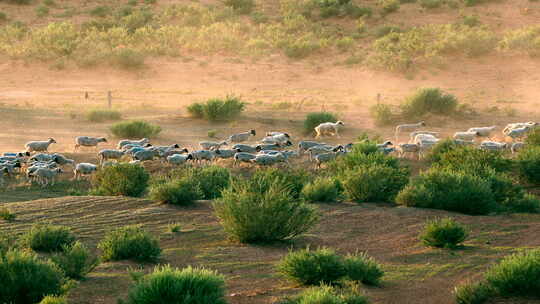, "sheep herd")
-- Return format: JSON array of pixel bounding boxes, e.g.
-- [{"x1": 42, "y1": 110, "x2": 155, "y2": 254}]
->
[{"x1": 0, "y1": 120, "x2": 538, "y2": 187}]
